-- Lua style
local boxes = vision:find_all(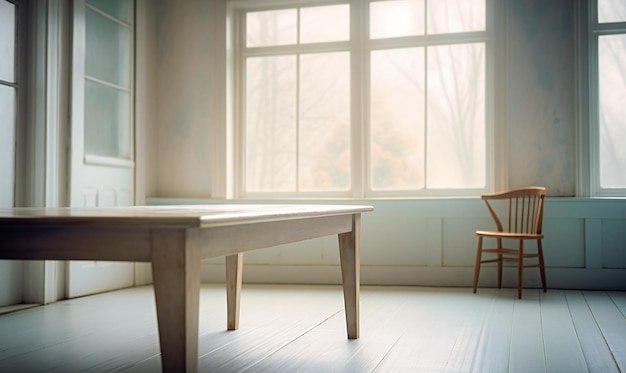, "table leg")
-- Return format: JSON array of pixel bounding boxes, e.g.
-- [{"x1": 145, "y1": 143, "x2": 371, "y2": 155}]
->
[
  {"x1": 151, "y1": 229, "x2": 202, "y2": 373},
  {"x1": 225, "y1": 253, "x2": 243, "y2": 330},
  {"x1": 338, "y1": 214, "x2": 361, "y2": 339}
]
